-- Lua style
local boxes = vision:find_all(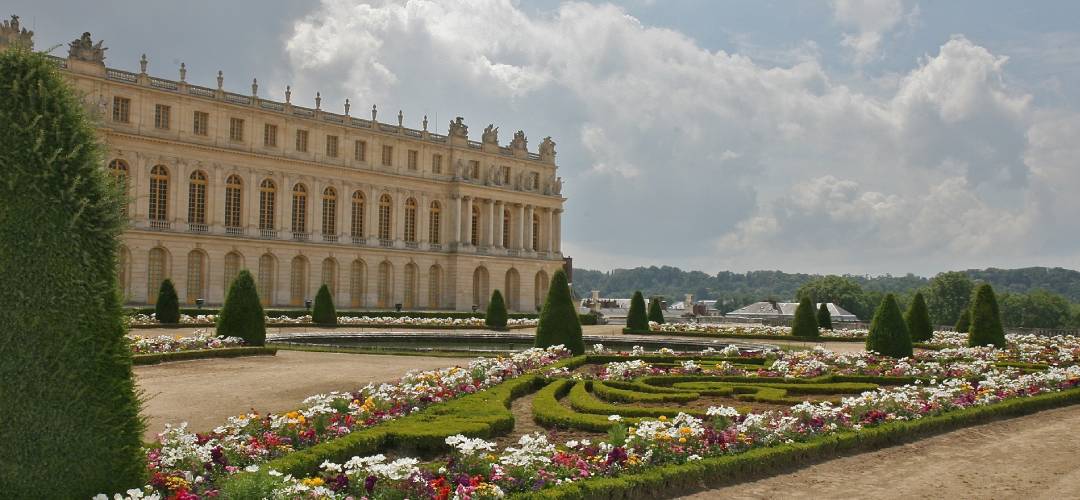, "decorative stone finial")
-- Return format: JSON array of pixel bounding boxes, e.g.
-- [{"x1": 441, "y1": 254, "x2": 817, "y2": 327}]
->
[
  {"x1": 397, "y1": 110, "x2": 403, "y2": 127},
  {"x1": 285, "y1": 85, "x2": 291, "y2": 104},
  {"x1": 179, "y1": 62, "x2": 186, "y2": 82},
  {"x1": 251, "y1": 78, "x2": 258, "y2": 96},
  {"x1": 315, "y1": 92, "x2": 322, "y2": 110},
  {"x1": 344, "y1": 98, "x2": 351, "y2": 116},
  {"x1": 139, "y1": 54, "x2": 148, "y2": 74},
  {"x1": 423, "y1": 115, "x2": 428, "y2": 131},
  {"x1": 68, "y1": 32, "x2": 106, "y2": 63},
  {"x1": 216, "y1": 70, "x2": 223, "y2": 90},
  {"x1": 371, "y1": 104, "x2": 377, "y2": 121}
]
